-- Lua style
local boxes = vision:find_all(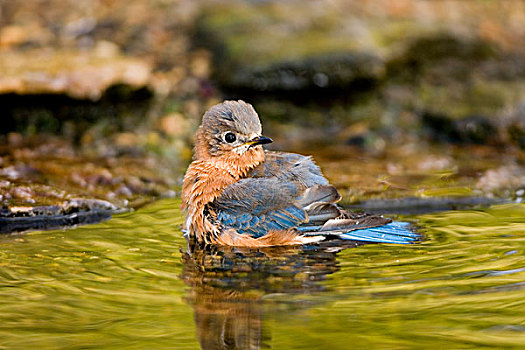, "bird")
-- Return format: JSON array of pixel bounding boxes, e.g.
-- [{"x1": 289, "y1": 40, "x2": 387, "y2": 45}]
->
[{"x1": 181, "y1": 100, "x2": 417, "y2": 247}]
